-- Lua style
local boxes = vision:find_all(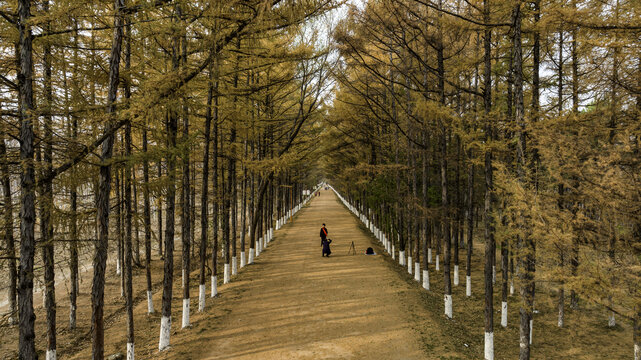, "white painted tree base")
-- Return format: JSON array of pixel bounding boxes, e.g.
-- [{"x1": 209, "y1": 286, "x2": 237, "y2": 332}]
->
[
  {"x1": 530, "y1": 319, "x2": 533, "y2": 344},
  {"x1": 182, "y1": 298, "x2": 190, "y2": 328},
  {"x1": 147, "y1": 290, "x2": 154, "y2": 314},
  {"x1": 466, "y1": 276, "x2": 472, "y2": 297},
  {"x1": 127, "y1": 342, "x2": 134, "y2": 360},
  {"x1": 444, "y1": 294, "x2": 452, "y2": 318},
  {"x1": 399, "y1": 251, "x2": 405, "y2": 266},
  {"x1": 414, "y1": 263, "x2": 420, "y2": 281},
  {"x1": 558, "y1": 311, "x2": 564, "y2": 328},
  {"x1": 484, "y1": 331, "x2": 494, "y2": 360},
  {"x1": 510, "y1": 280, "x2": 514, "y2": 296},
  {"x1": 436, "y1": 255, "x2": 440, "y2": 271},
  {"x1": 501, "y1": 301, "x2": 507, "y2": 327},
  {"x1": 634, "y1": 343, "x2": 640, "y2": 360},
  {"x1": 70, "y1": 304, "x2": 76, "y2": 328},
  {"x1": 454, "y1": 265, "x2": 459, "y2": 286},
  {"x1": 428, "y1": 248, "x2": 432, "y2": 264},
  {"x1": 608, "y1": 312, "x2": 616, "y2": 327},
  {"x1": 422, "y1": 270, "x2": 429, "y2": 290},
  {"x1": 210, "y1": 276, "x2": 218, "y2": 297},
  {"x1": 224, "y1": 264, "x2": 230, "y2": 284},
  {"x1": 198, "y1": 284, "x2": 205, "y2": 312},
  {"x1": 407, "y1": 256, "x2": 412, "y2": 274},
  {"x1": 46, "y1": 349, "x2": 56, "y2": 360},
  {"x1": 116, "y1": 259, "x2": 121, "y2": 275},
  {"x1": 240, "y1": 251, "x2": 246, "y2": 268},
  {"x1": 232, "y1": 257, "x2": 237, "y2": 276},
  {"x1": 392, "y1": 246, "x2": 395, "y2": 260},
  {"x1": 248, "y1": 248, "x2": 255, "y2": 264},
  {"x1": 159, "y1": 315, "x2": 171, "y2": 351},
  {"x1": 256, "y1": 239, "x2": 262, "y2": 256}
]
